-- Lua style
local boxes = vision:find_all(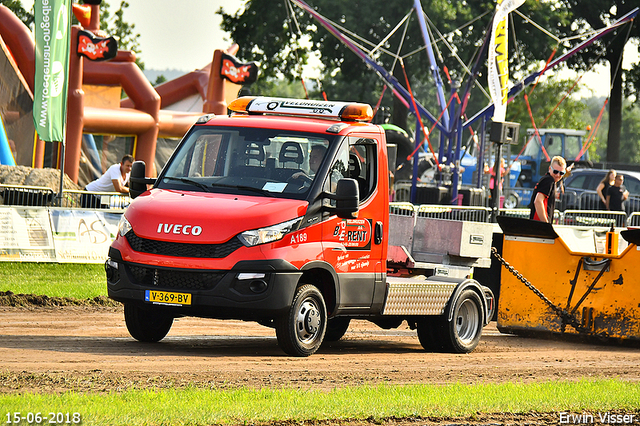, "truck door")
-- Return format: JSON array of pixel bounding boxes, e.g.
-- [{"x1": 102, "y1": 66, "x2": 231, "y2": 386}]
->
[{"x1": 322, "y1": 135, "x2": 387, "y2": 313}]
